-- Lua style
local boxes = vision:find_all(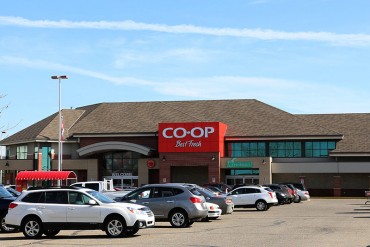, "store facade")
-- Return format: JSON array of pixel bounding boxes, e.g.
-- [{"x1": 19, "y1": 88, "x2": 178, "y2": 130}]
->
[{"x1": 1, "y1": 99, "x2": 369, "y2": 196}]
